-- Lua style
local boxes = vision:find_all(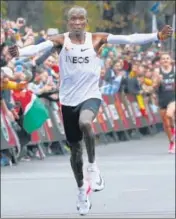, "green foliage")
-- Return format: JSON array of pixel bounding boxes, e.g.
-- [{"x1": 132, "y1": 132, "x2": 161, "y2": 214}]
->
[
  {"x1": 1, "y1": 0, "x2": 7, "y2": 18},
  {"x1": 43, "y1": 1, "x2": 101, "y2": 32}
]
